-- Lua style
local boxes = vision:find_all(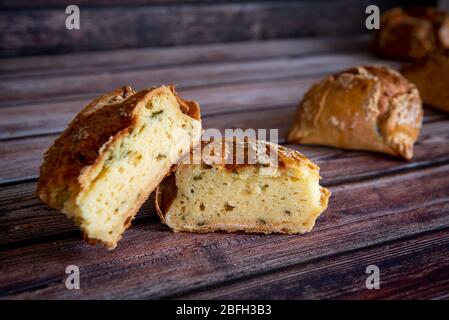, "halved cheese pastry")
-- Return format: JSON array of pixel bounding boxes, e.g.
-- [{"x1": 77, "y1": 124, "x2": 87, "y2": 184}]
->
[
  {"x1": 287, "y1": 65, "x2": 423, "y2": 160},
  {"x1": 373, "y1": 6, "x2": 449, "y2": 61},
  {"x1": 37, "y1": 85, "x2": 202, "y2": 249},
  {"x1": 155, "y1": 140, "x2": 330, "y2": 234}
]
